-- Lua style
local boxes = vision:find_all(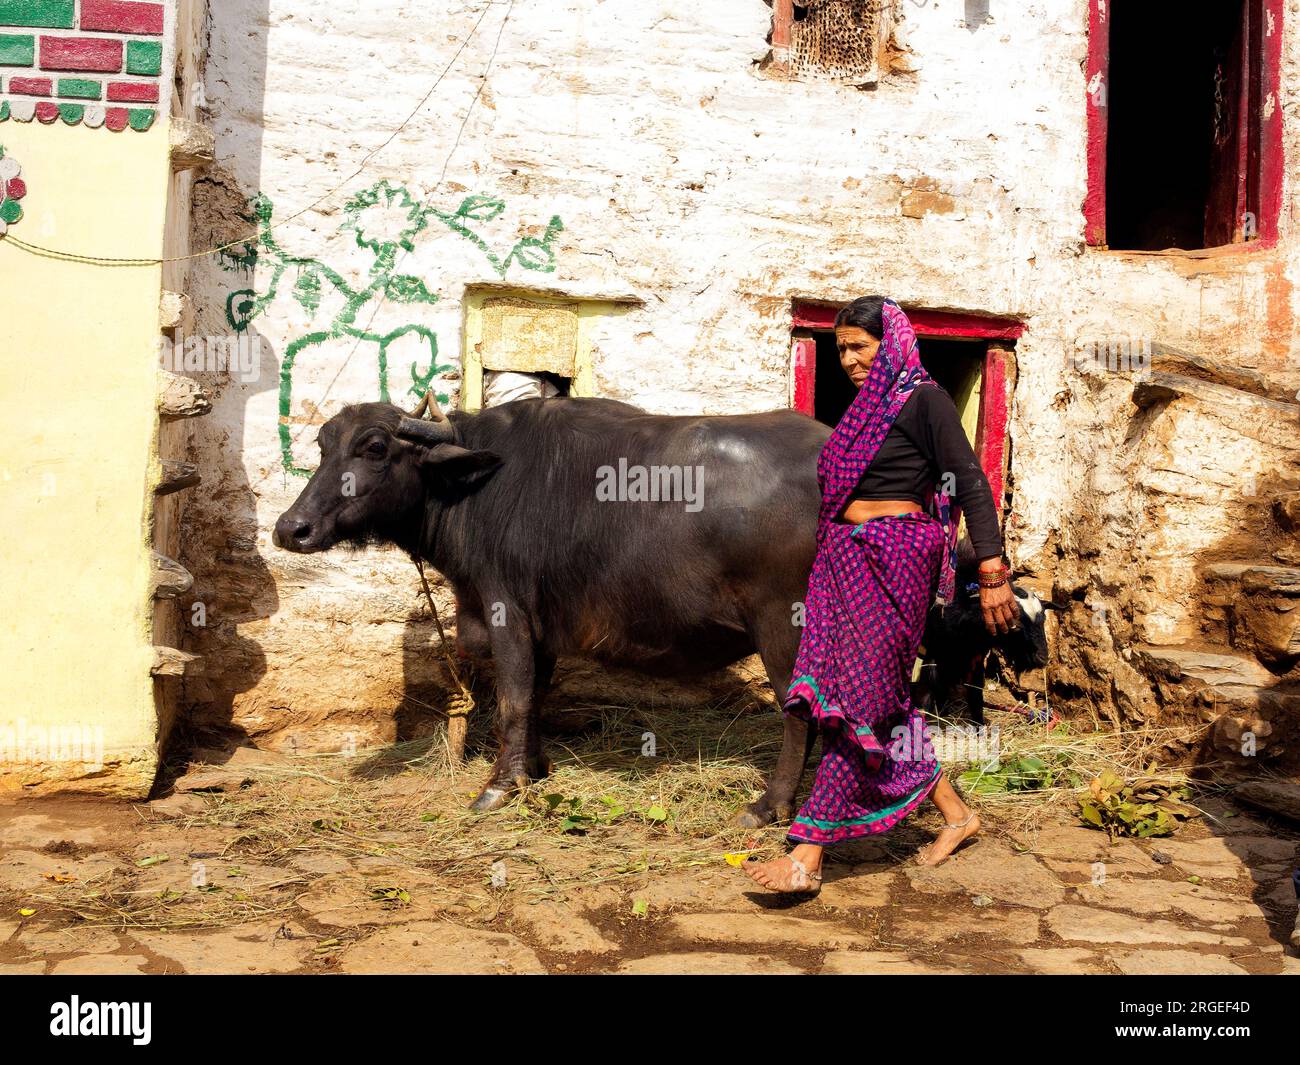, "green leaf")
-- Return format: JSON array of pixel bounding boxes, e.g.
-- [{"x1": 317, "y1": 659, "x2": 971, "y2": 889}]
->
[
  {"x1": 597, "y1": 796, "x2": 626, "y2": 821},
  {"x1": 456, "y1": 195, "x2": 505, "y2": 222},
  {"x1": 644, "y1": 805, "x2": 668, "y2": 823},
  {"x1": 509, "y1": 238, "x2": 554, "y2": 272},
  {"x1": 137, "y1": 854, "x2": 170, "y2": 868},
  {"x1": 292, "y1": 270, "x2": 321, "y2": 313},
  {"x1": 384, "y1": 274, "x2": 436, "y2": 304},
  {"x1": 631, "y1": 898, "x2": 649, "y2": 917}
]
